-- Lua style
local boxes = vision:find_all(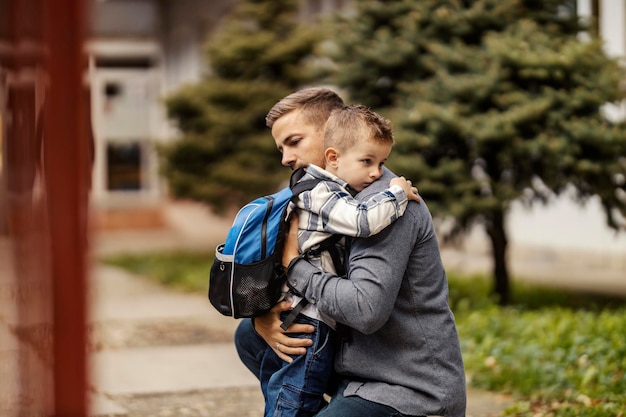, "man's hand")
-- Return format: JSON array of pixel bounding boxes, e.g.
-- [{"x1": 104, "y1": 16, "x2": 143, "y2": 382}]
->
[
  {"x1": 390, "y1": 176, "x2": 420, "y2": 203},
  {"x1": 254, "y1": 301, "x2": 314, "y2": 363}
]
